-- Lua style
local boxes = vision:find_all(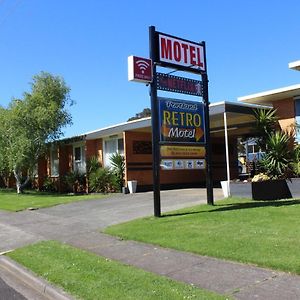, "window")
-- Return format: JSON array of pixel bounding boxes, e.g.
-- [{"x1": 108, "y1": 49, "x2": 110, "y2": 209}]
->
[
  {"x1": 295, "y1": 98, "x2": 300, "y2": 143},
  {"x1": 73, "y1": 144, "x2": 86, "y2": 174},
  {"x1": 103, "y1": 137, "x2": 124, "y2": 168},
  {"x1": 50, "y1": 148, "x2": 59, "y2": 176},
  {"x1": 118, "y1": 138, "x2": 124, "y2": 155}
]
